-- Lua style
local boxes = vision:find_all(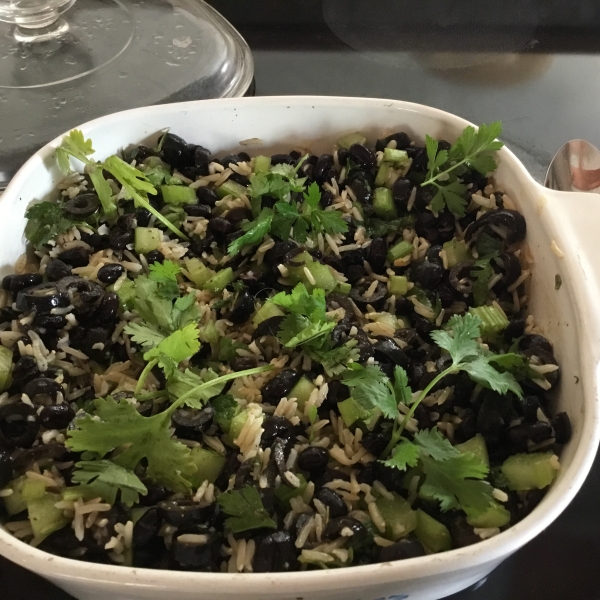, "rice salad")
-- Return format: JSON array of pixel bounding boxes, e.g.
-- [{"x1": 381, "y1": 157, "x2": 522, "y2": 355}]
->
[{"x1": 0, "y1": 123, "x2": 570, "y2": 572}]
